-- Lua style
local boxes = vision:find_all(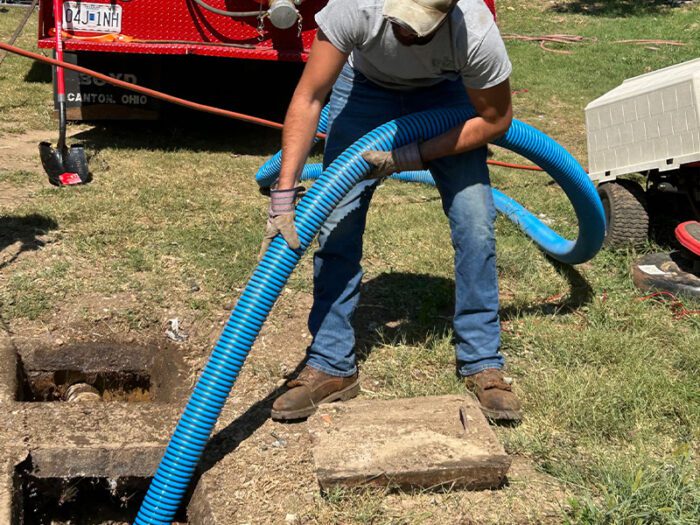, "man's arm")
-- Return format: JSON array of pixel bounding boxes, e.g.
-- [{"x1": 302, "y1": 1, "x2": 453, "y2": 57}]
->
[
  {"x1": 258, "y1": 31, "x2": 348, "y2": 259},
  {"x1": 418, "y1": 79, "x2": 512, "y2": 162},
  {"x1": 276, "y1": 31, "x2": 349, "y2": 190},
  {"x1": 361, "y1": 79, "x2": 512, "y2": 178}
]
